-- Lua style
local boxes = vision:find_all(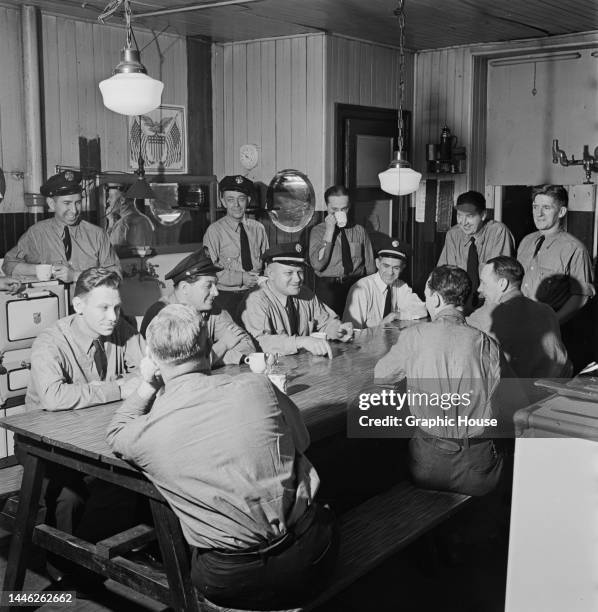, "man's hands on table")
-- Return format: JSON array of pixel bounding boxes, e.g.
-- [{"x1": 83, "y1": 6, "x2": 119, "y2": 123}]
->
[{"x1": 296, "y1": 336, "x2": 333, "y2": 359}]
